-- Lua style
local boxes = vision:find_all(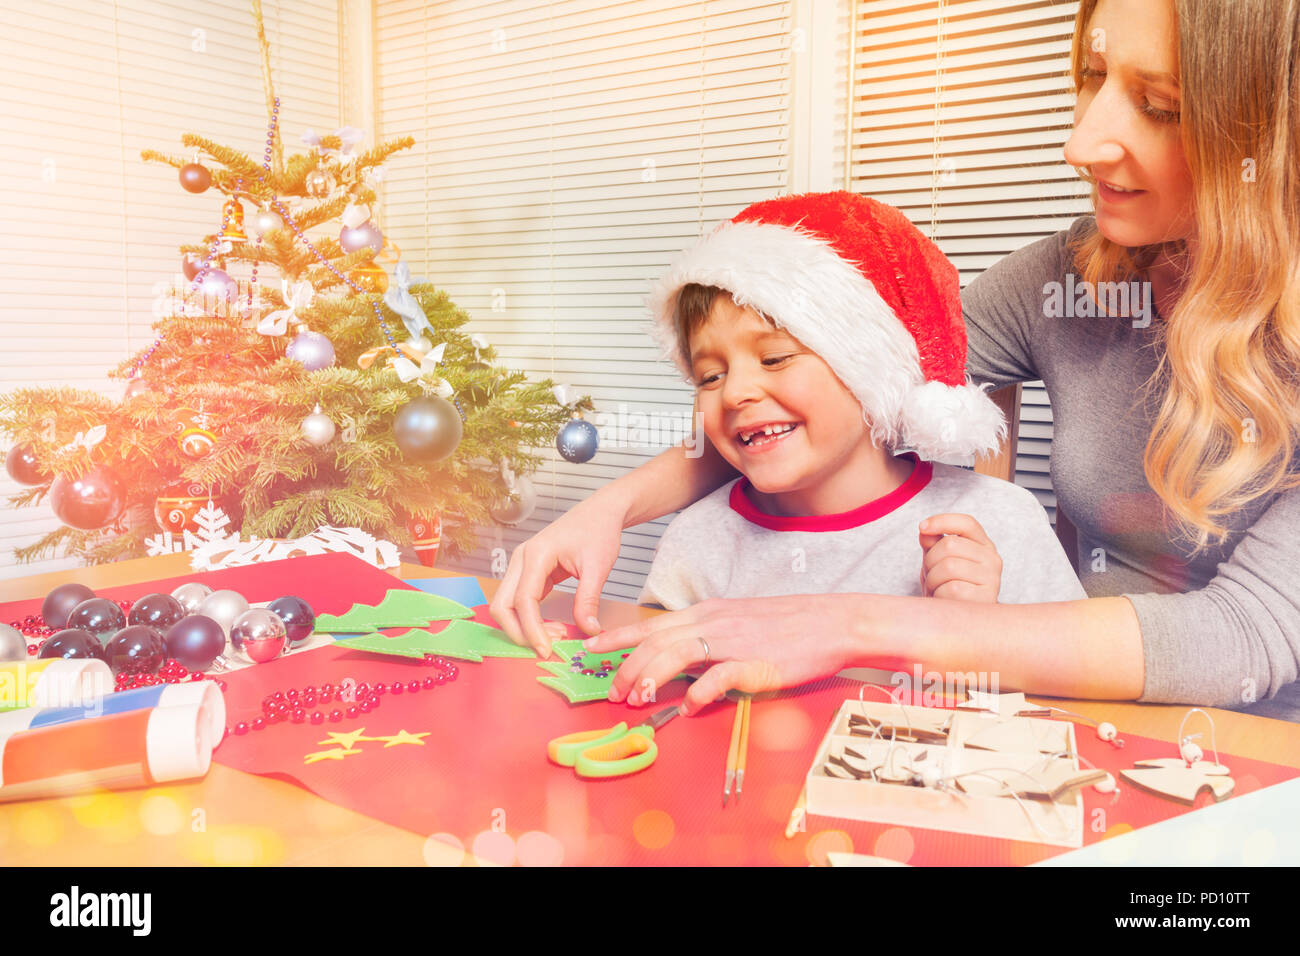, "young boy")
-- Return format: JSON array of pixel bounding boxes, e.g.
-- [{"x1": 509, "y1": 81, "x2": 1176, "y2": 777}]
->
[{"x1": 637, "y1": 192, "x2": 1084, "y2": 610}]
